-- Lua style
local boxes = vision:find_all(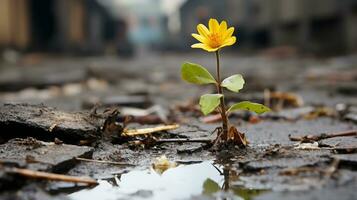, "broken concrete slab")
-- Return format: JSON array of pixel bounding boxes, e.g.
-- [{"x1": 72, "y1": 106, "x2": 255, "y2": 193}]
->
[
  {"x1": 254, "y1": 183, "x2": 357, "y2": 200},
  {"x1": 238, "y1": 117, "x2": 357, "y2": 146},
  {"x1": 237, "y1": 170, "x2": 325, "y2": 191},
  {"x1": 67, "y1": 143, "x2": 132, "y2": 179},
  {"x1": 0, "y1": 170, "x2": 25, "y2": 191},
  {"x1": 0, "y1": 103, "x2": 104, "y2": 144},
  {"x1": 234, "y1": 161, "x2": 357, "y2": 193},
  {"x1": 0, "y1": 138, "x2": 93, "y2": 173},
  {"x1": 239, "y1": 148, "x2": 331, "y2": 171},
  {"x1": 242, "y1": 156, "x2": 329, "y2": 172},
  {"x1": 333, "y1": 154, "x2": 357, "y2": 167},
  {"x1": 0, "y1": 184, "x2": 69, "y2": 200},
  {"x1": 321, "y1": 136, "x2": 357, "y2": 151},
  {"x1": 166, "y1": 123, "x2": 213, "y2": 139}
]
